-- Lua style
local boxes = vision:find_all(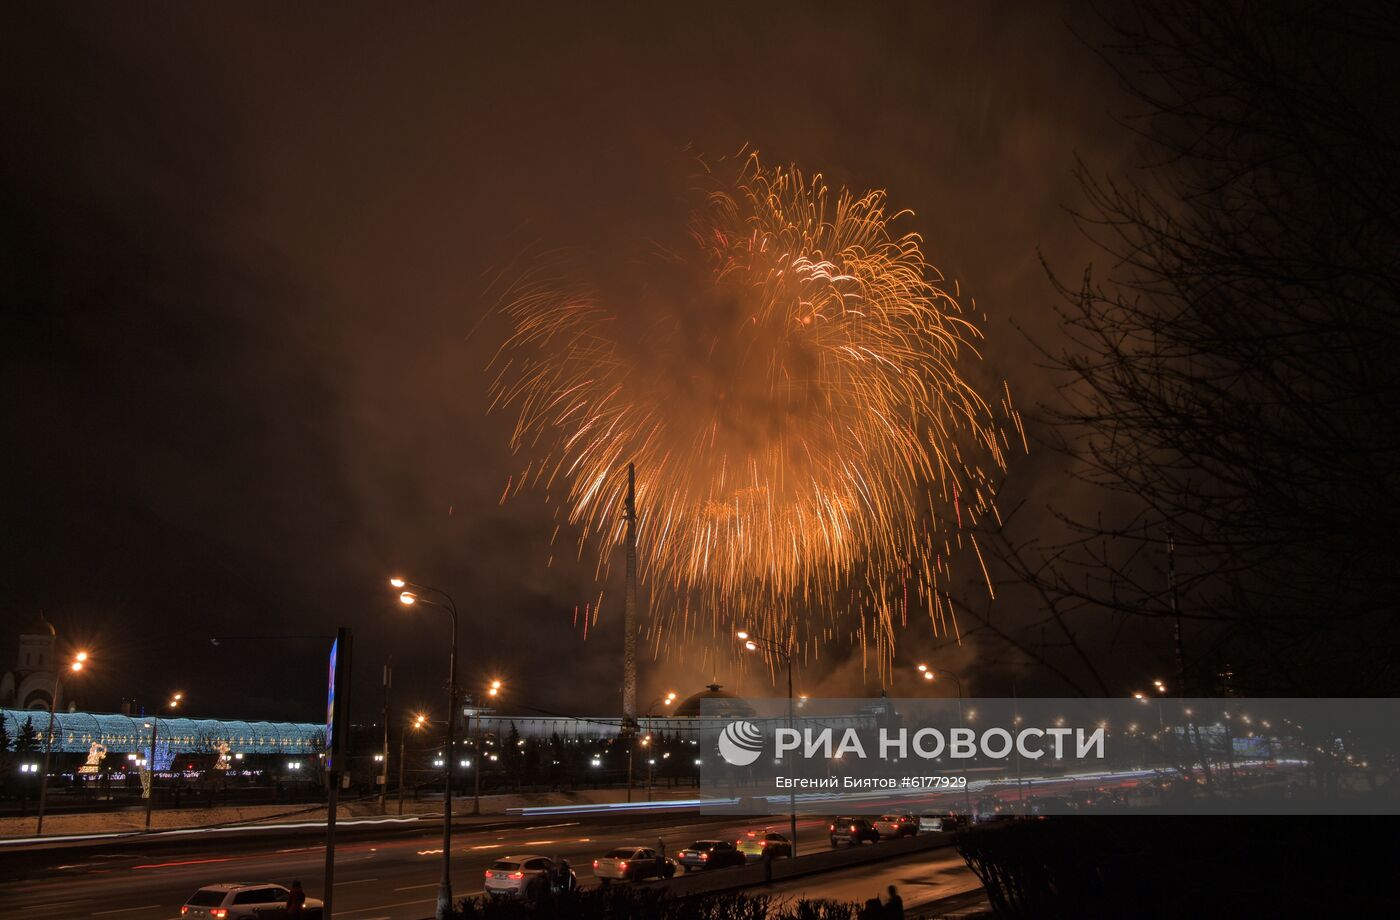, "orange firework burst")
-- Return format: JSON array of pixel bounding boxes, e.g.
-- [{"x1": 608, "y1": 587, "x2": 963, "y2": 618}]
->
[{"x1": 490, "y1": 153, "x2": 1023, "y2": 665}]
